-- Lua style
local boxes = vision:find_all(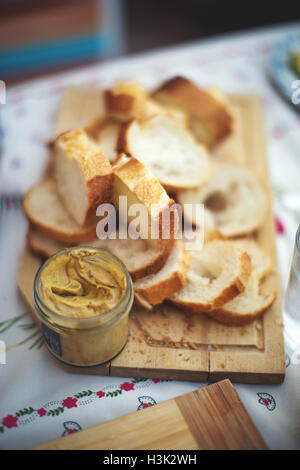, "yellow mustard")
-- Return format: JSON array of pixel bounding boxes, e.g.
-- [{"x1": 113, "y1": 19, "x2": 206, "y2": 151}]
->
[{"x1": 34, "y1": 247, "x2": 133, "y2": 367}]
